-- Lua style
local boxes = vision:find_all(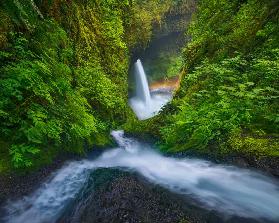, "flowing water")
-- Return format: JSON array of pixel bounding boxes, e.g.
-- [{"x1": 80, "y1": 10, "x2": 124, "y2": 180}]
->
[
  {"x1": 134, "y1": 59, "x2": 151, "y2": 106},
  {"x1": 129, "y1": 59, "x2": 172, "y2": 120},
  {"x1": 2, "y1": 60, "x2": 279, "y2": 223},
  {"x1": 3, "y1": 130, "x2": 279, "y2": 223}
]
